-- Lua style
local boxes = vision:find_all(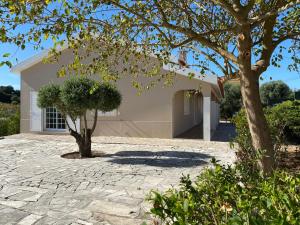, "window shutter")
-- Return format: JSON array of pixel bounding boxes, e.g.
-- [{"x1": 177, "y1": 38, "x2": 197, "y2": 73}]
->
[{"x1": 30, "y1": 91, "x2": 43, "y2": 132}]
